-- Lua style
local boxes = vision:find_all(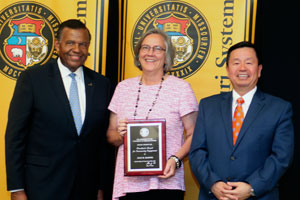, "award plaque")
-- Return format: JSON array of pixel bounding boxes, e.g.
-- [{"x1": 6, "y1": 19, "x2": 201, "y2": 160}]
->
[{"x1": 124, "y1": 119, "x2": 166, "y2": 176}]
